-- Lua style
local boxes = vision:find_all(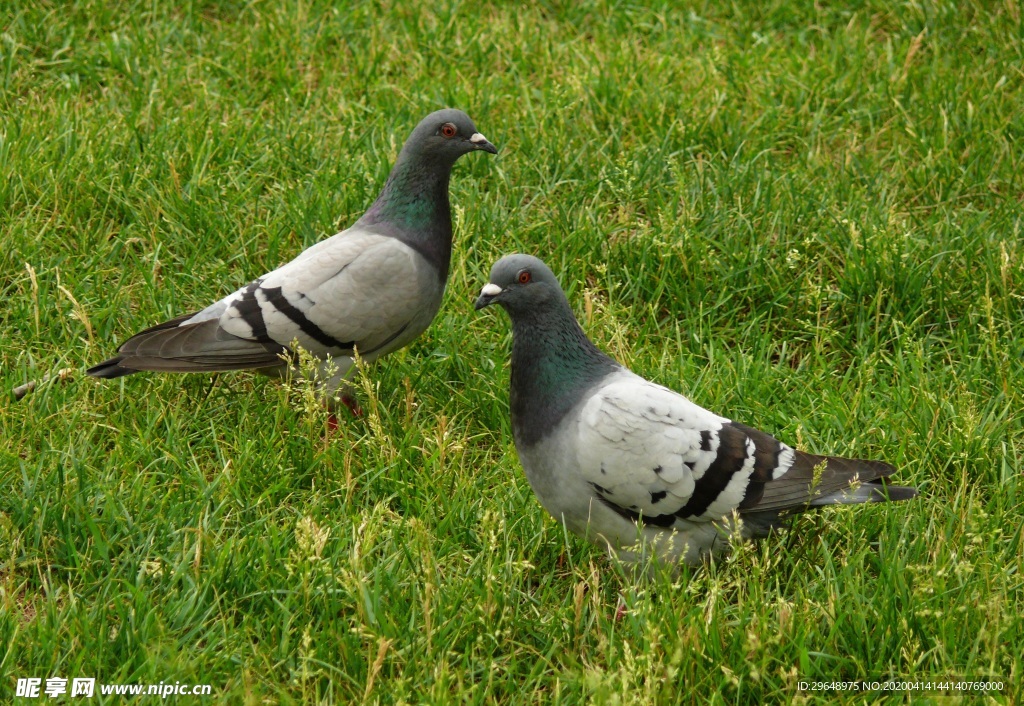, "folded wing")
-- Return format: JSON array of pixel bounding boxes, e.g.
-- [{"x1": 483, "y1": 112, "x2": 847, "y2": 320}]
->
[
  {"x1": 87, "y1": 229, "x2": 433, "y2": 377},
  {"x1": 575, "y1": 375, "x2": 914, "y2": 530}
]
